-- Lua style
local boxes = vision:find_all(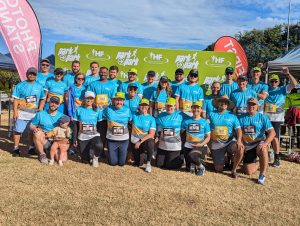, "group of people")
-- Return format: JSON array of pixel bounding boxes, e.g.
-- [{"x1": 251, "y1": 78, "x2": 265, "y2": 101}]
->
[{"x1": 11, "y1": 58, "x2": 298, "y2": 185}]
